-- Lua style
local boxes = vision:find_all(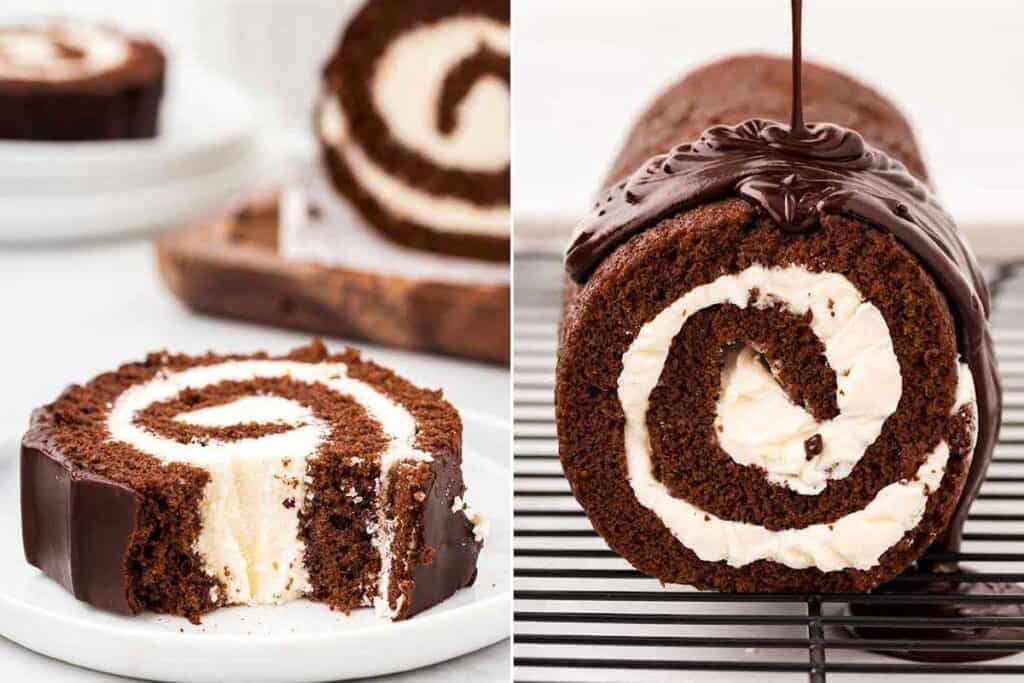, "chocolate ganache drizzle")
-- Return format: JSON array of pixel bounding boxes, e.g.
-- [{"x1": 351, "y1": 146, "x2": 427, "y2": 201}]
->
[{"x1": 565, "y1": 0, "x2": 1000, "y2": 560}]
